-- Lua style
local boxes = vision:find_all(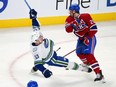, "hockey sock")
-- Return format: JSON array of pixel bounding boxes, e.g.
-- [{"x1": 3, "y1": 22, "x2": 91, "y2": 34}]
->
[
  {"x1": 77, "y1": 54, "x2": 88, "y2": 64},
  {"x1": 85, "y1": 54, "x2": 101, "y2": 74},
  {"x1": 66, "y1": 62, "x2": 79, "y2": 70}
]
